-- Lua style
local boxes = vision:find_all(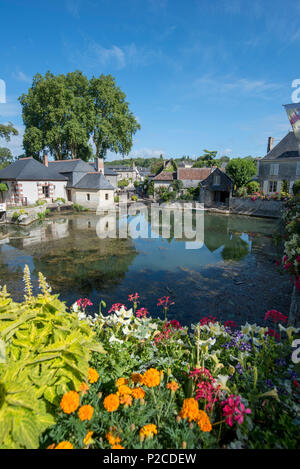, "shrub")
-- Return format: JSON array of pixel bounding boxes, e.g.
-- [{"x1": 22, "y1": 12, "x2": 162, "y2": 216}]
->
[
  {"x1": 114, "y1": 195, "x2": 120, "y2": 203},
  {"x1": 292, "y1": 180, "x2": 300, "y2": 196},
  {"x1": 35, "y1": 199, "x2": 47, "y2": 206},
  {"x1": 54, "y1": 197, "x2": 66, "y2": 204},
  {"x1": 118, "y1": 179, "x2": 129, "y2": 189},
  {"x1": 73, "y1": 203, "x2": 87, "y2": 212},
  {"x1": 131, "y1": 195, "x2": 138, "y2": 202},
  {"x1": 246, "y1": 181, "x2": 260, "y2": 194},
  {"x1": 0, "y1": 267, "x2": 105, "y2": 449}
]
